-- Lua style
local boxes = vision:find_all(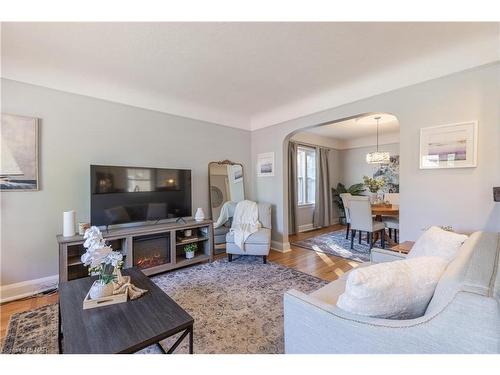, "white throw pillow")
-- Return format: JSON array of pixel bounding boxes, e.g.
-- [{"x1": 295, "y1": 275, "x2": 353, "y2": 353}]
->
[
  {"x1": 337, "y1": 256, "x2": 448, "y2": 319},
  {"x1": 408, "y1": 226, "x2": 468, "y2": 262}
]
